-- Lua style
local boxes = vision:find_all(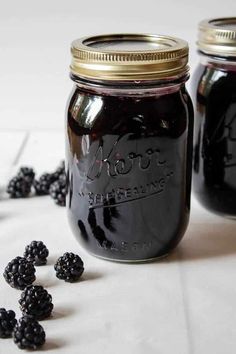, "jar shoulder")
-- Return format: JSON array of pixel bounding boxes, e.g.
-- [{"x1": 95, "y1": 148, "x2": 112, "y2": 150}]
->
[
  {"x1": 66, "y1": 85, "x2": 191, "y2": 137},
  {"x1": 192, "y1": 63, "x2": 236, "y2": 99}
]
